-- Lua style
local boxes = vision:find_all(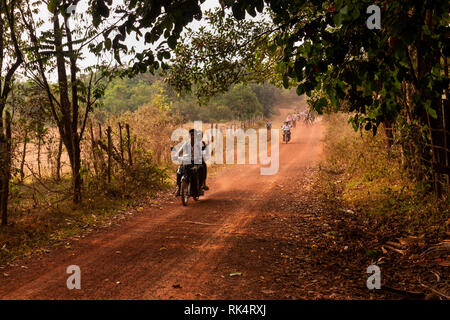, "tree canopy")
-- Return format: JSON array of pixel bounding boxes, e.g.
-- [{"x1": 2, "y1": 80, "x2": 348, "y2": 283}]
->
[
  {"x1": 90, "y1": 0, "x2": 448, "y2": 130},
  {"x1": 99, "y1": 72, "x2": 284, "y2": 121}
]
